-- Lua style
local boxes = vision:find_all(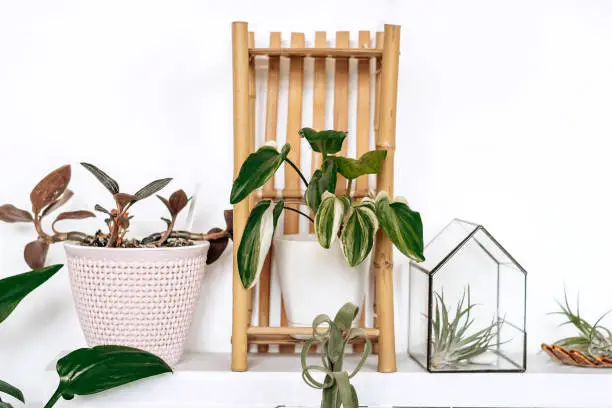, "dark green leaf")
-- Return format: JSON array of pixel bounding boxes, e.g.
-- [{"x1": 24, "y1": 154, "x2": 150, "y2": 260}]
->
[
  {"x1": 81, "y1": 163, "x2": 119, "y2": 195},
  {"x1": 47, "y1": 346, "x2": 171, "y2": 403},
  {"x1": 0, "y1": 204, "x2": 33, "y2": 223},
  {"x1": 230, "y1": 144, "x2": 290, "y2": 204},
  {"x1": 299, "y1": 128, "x2": 347, "y2": 156},
  {"x1": 0, "y1": 379, "x2": 24, "y2": 404},
  {"x1": 0, "y1": 264, "x2": 63, "y2": 324},
  {"x1": 375, "y1": 192, "x2": 425, "y2": 262},
  {"x1": 237, "y1": 200, "x2": 283, "y2": 288},
  {"x1": 330, "y1": 150, "x2": 387, "y2": 180},
  {"x1": 305, "y1": 158, "x2": 337, "y2": 212},
  {"x1": 134, "y1": 178, "x2": 172, "y2": 201}
]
